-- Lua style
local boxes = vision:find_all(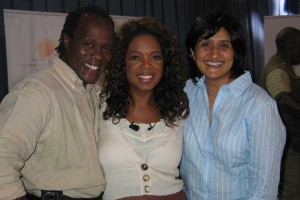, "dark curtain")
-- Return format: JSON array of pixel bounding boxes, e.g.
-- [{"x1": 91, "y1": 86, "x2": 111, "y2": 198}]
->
[{"x1": 1, "y1": 0, "x2": 300, "y2": 102}]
